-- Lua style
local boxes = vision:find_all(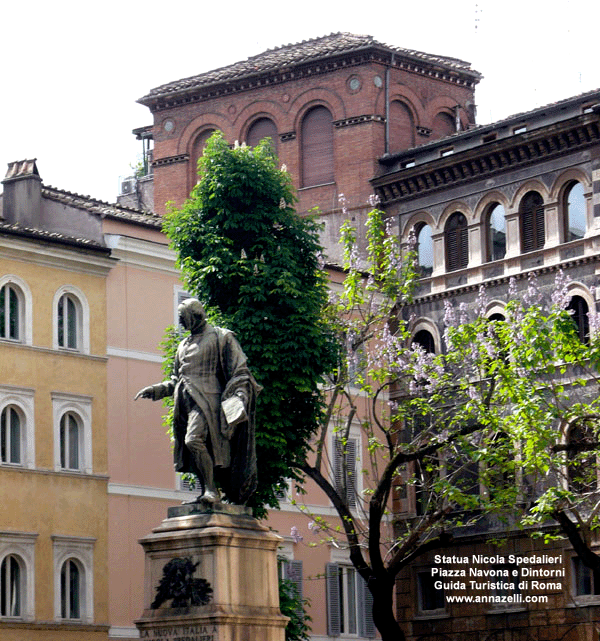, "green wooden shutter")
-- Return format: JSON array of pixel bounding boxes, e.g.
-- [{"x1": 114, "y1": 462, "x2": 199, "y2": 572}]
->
[{"x1": 326, "y1": 563, "x2": 341, "y2": 636}]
